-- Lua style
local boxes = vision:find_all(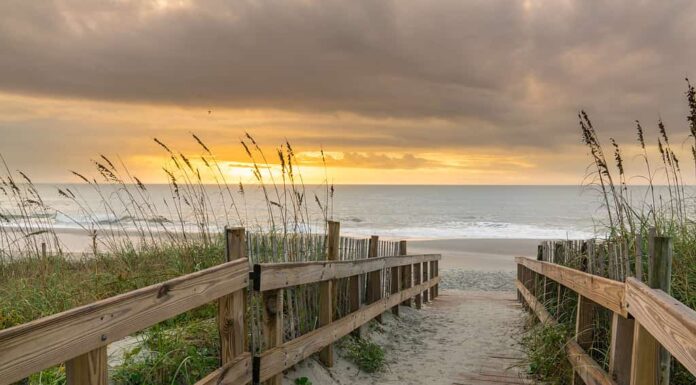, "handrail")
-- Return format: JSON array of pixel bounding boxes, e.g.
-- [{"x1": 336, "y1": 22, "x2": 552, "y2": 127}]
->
[
  {"x1": 0, "y1": 258, "x2": 250, "y2": 385},
  {"x1": 256, "y1": 276, "x2": 440, "y2": 382},
  {"x1": 625, "y1": 278, "x2": 696, "y2": 376},
  {"x1": 515, "y1": 256, "x2": 696, "y2": 383},
  {"x1": 515, "y1": 256, "x2": 626, "y2": 316},
  {"x1": 253, "y1": 254, "x2": 441, "y2": 291}
]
